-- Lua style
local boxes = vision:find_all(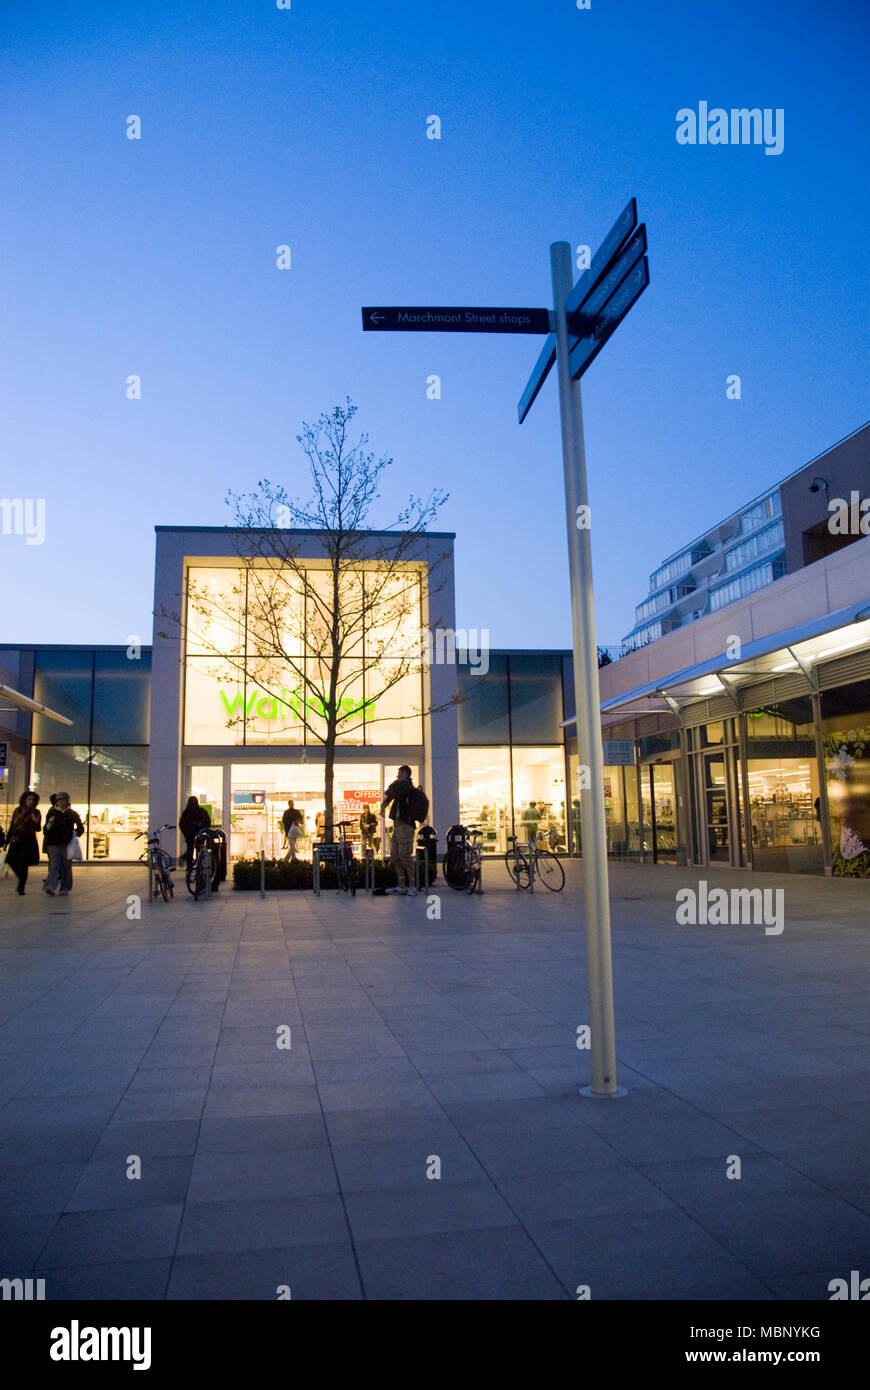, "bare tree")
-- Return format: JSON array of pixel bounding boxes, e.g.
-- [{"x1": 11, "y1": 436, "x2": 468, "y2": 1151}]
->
[{"x1": 162, "y1": 400, "x2": 453, "y2": 843}]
